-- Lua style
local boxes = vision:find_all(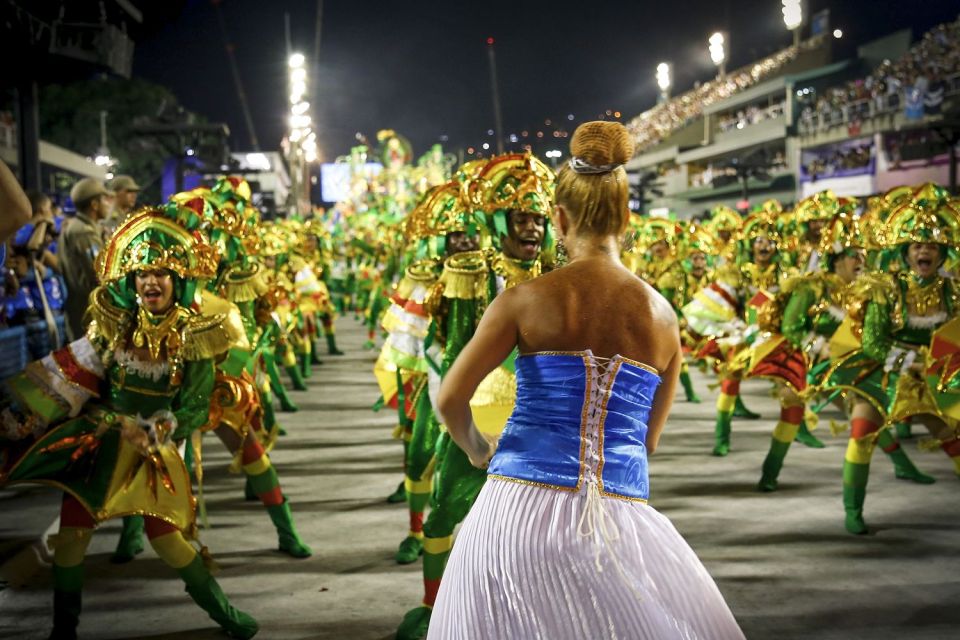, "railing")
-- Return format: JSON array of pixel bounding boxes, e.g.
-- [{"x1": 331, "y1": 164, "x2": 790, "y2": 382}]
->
[
  {"x1": 798, "y1": 72, "x2": 960, "y2": 135},
  {"x1": 717, "y1": 102, "x2": 786, "y2": 134}
]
